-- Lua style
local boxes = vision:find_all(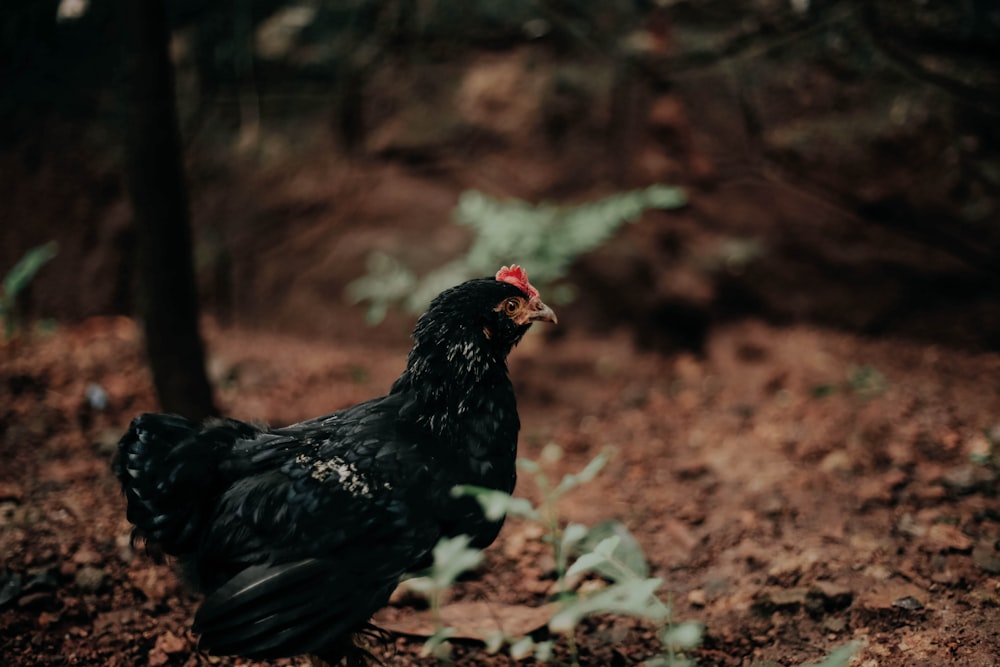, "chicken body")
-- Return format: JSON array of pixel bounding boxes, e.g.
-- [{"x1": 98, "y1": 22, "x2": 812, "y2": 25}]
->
[{"x1": 115, "y1": 269, "x2": 555, "y2": 663}]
